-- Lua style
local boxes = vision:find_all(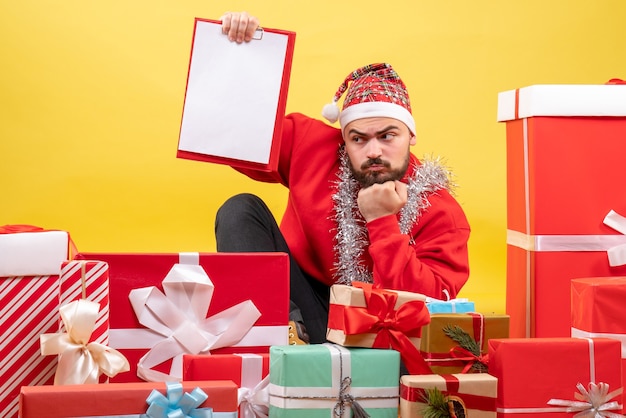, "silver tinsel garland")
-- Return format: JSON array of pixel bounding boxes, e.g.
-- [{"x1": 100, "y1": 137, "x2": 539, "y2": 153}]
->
[{"x1": 331, "y1": 147, "x2": 453, "y2": 285}]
